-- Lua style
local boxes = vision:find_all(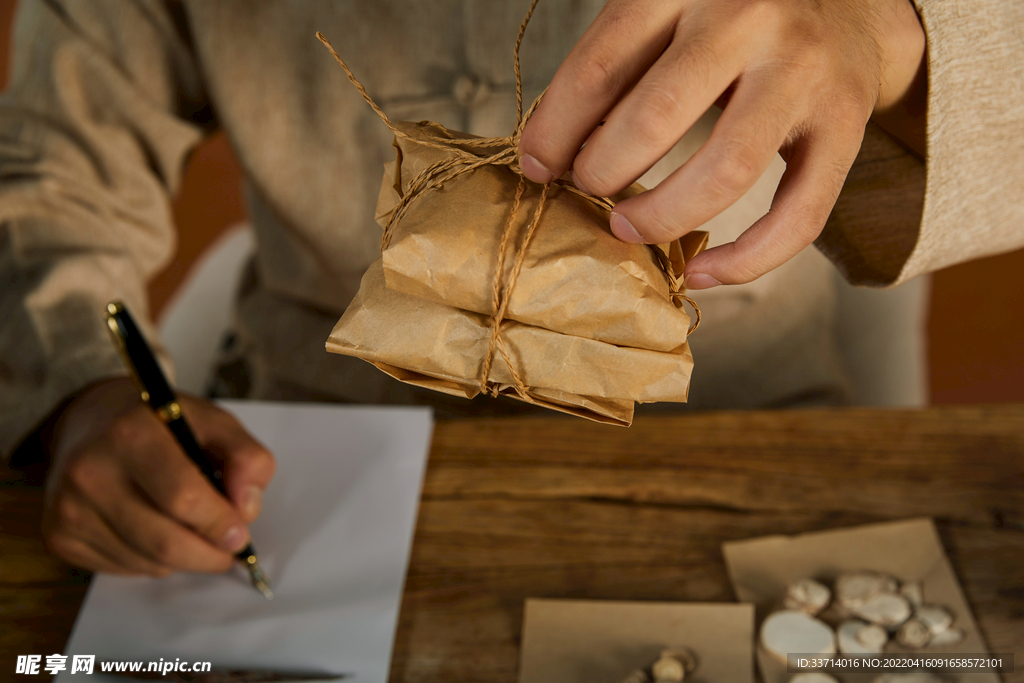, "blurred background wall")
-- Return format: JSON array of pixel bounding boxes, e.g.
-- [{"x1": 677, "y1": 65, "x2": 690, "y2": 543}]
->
[{"x1": 2, "y1": 0, "x2": 1020, "y2": 405}]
